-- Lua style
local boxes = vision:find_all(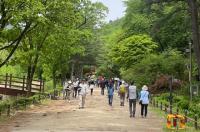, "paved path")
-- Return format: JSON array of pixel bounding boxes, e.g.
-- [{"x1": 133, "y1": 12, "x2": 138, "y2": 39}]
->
[{"x1": 0, "y1": 89, "x2": 164, "y2": 132}]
